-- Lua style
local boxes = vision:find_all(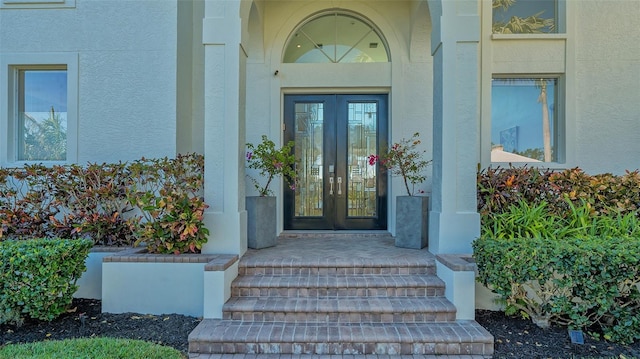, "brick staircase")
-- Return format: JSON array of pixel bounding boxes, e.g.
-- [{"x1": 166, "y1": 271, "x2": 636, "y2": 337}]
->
[{"x1": 188, "y1": 234, "x2": 493, "y2": 356}]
